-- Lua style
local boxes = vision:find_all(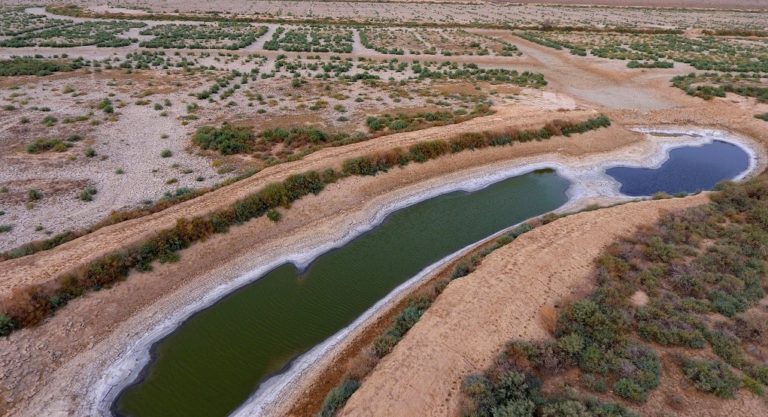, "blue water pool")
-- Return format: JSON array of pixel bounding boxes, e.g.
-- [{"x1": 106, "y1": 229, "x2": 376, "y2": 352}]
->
[{"x1": 606, "y1": 140, "x2": 750, "y2": 196}]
